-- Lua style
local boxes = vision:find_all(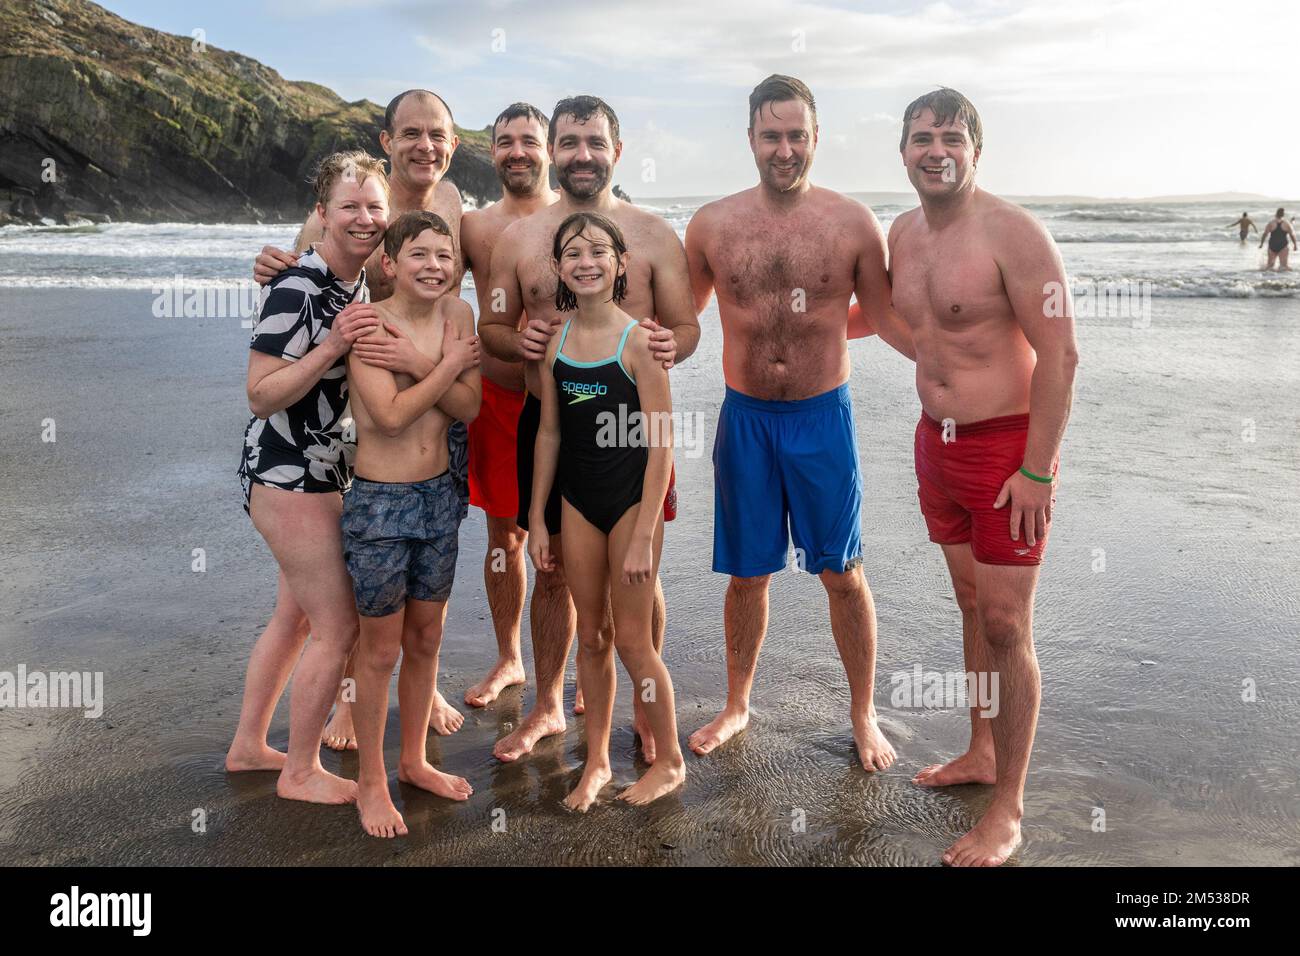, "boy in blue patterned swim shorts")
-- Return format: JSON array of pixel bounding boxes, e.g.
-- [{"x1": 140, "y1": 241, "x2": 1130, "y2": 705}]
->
[{"x1": 342, "y1": 211, "x2": 483, "y2": 838}]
